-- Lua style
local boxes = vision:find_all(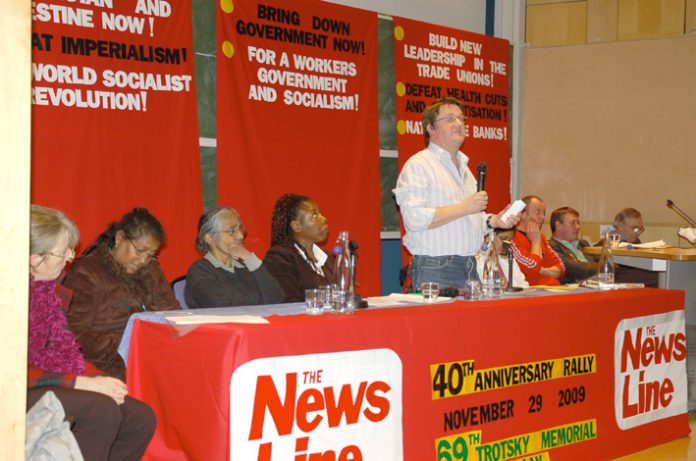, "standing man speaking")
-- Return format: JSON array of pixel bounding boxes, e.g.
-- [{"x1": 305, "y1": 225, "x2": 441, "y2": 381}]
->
[{"x1": 393, "y1": 97, "x2": 518, "y2": 289}]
